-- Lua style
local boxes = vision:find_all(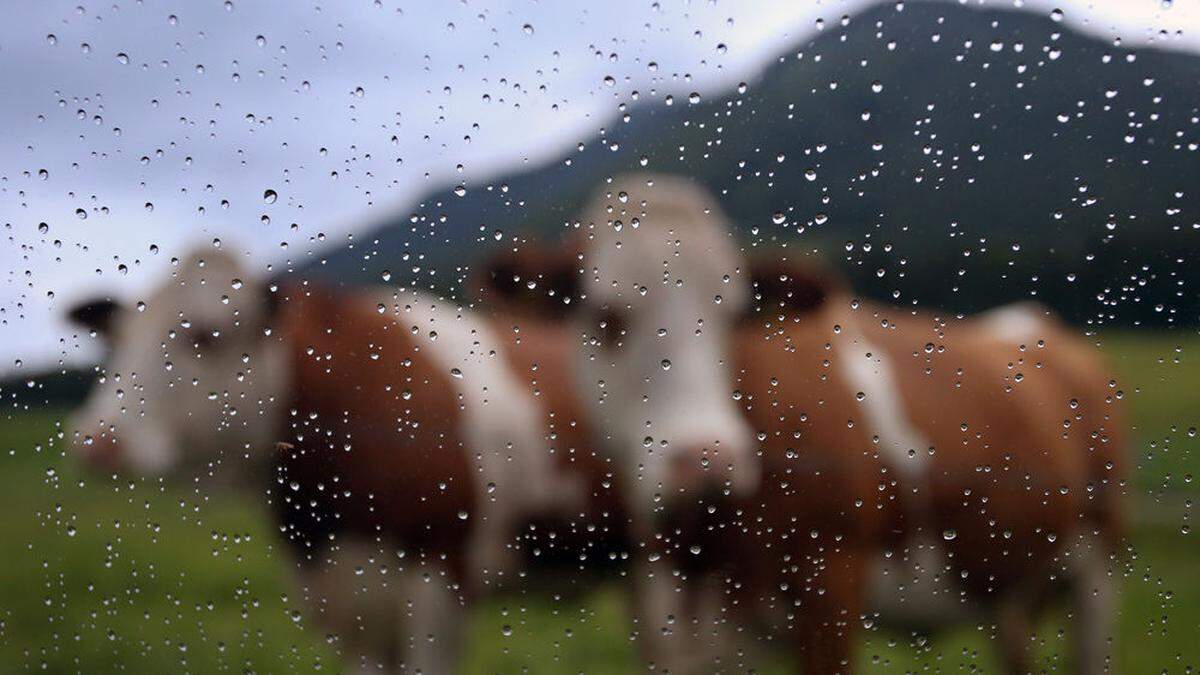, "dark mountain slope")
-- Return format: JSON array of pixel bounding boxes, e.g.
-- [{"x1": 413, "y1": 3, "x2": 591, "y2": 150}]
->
[{"x1": 298, "y1": 1, "x2": 1200, "y2": 327}]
